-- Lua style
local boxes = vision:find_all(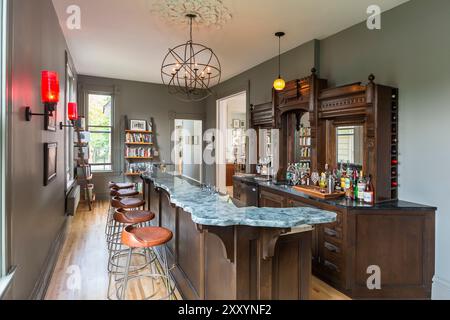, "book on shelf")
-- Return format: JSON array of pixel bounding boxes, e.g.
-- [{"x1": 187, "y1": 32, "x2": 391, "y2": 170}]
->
[
  {"x1": 125, "y1": 146, "x2": 152, "y2": 158},
  {"x1": 125, "y1": 132, "x2": 152, "y2": 143}
]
